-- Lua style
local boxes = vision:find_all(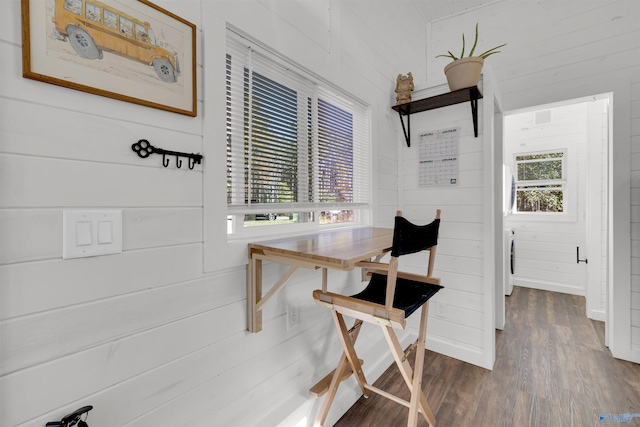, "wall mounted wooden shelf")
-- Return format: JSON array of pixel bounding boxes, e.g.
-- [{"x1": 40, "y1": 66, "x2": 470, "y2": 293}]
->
[{"x1": 392, "y1": 86, "x2": 483, "y2": 146}]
